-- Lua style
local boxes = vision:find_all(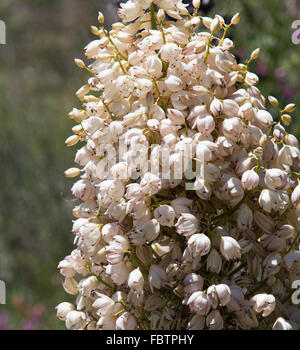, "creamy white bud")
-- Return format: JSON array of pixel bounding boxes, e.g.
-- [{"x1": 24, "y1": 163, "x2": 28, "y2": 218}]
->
[
  {"x1": 220, "y1": 236, "x2": 241, "y2": 261},
  {"x1": 187, "y1": 291, "x2": 211, "y2": 315},
  {"x1": 264, "y1": 168, "x2": 288, "y2": 190},
  {"x1": 56, "y1": 302, "x2": 75, "y2": 321},
  {"x1": 65, "y1": 310, "x2": 86, "y2": 330},
  {"x1": 207, "y1": 284, "x2": 231, "y2": 308},
  {"x1": 187, "y1": 233, "x2": 211, "y2": 257},
  {"x1": 165, "y1": 75, "x2": 183, "y2": 92},
  {"x1": 241, "y1": 169, "x2": 259, "y2": 190},
  {"x1": 128, "y1": 268, "x2": 144, "y2": 294},
  {"x1": 175, "y1": 213, "x2": 199, "y2": 237},
  {"x1": 116, "y1": 312, "x2": 137, "y2": 330}
]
